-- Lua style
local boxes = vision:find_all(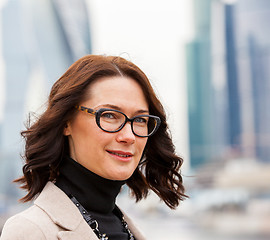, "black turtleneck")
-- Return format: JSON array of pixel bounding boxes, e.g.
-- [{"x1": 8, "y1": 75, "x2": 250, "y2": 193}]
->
[{"x1": 55, "y1": 157, "x2": 130, "y2": 240}]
